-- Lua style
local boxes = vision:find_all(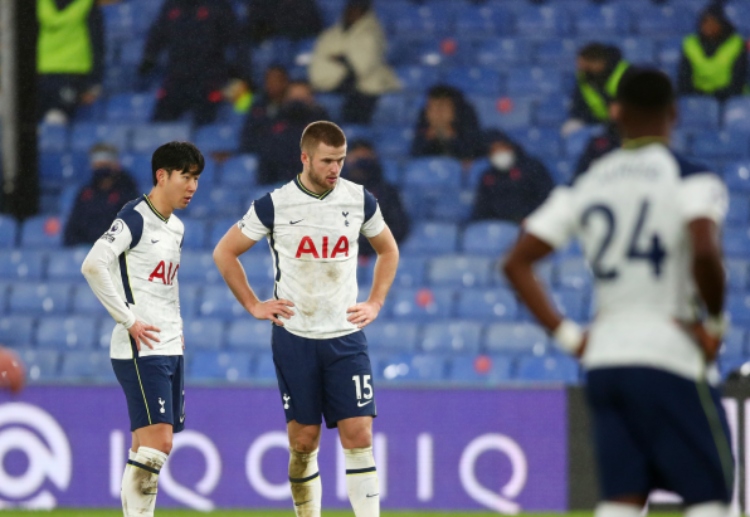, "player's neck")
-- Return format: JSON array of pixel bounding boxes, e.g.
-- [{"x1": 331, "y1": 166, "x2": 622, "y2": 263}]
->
[
  {"x1": 146, "y1": 190, "x2": 173, "y2": 220},
  {"x1": 299, "y1": 172, "x2": 331, "y2": 196}
]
